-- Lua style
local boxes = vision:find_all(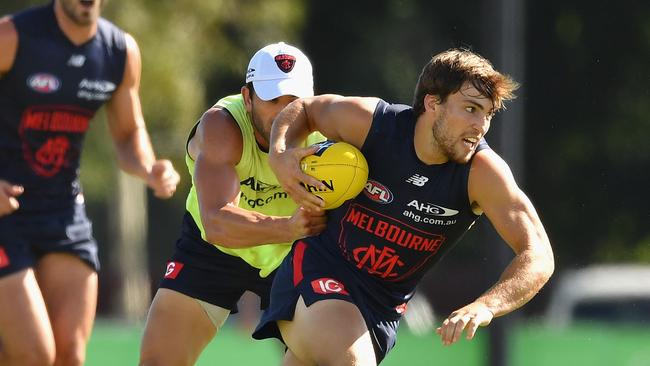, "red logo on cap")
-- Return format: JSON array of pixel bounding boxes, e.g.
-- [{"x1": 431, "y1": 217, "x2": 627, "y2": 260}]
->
[
  {"x1": 0, "y1": 247, "x2": 10, "y2": 269},
  {"x1": 275, "y1": 54, "x2": 296, "y2": 73},
  {"x1": 164, "y1": 261, "x2": 184, "y2": 279}
]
